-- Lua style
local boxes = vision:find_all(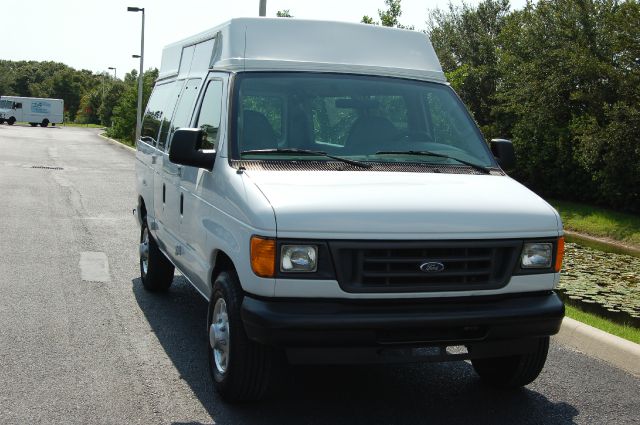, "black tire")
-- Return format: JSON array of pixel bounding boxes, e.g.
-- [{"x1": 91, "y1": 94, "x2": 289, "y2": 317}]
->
[
  {"x1": 208, "y1": 271, "x2": 273, "y2": 402},
  {"x1": 0, "y1": 119, "x2": 5, "y2": 124},
  {"x1": 40, "y1": 119, "x2": 49, "y2": 128},
  {"x1": 471, "y1": 336, "x2": 550, "y2": 388},
  {"x1": 29, "y1": 123, "x2": 38, "y2": 127},
  {"x1": 139, "y1": 219, "x2": 174, "y2": 292},
  {"x1": 7, "y1": 117, "x2": 15, "y2": 125}
]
